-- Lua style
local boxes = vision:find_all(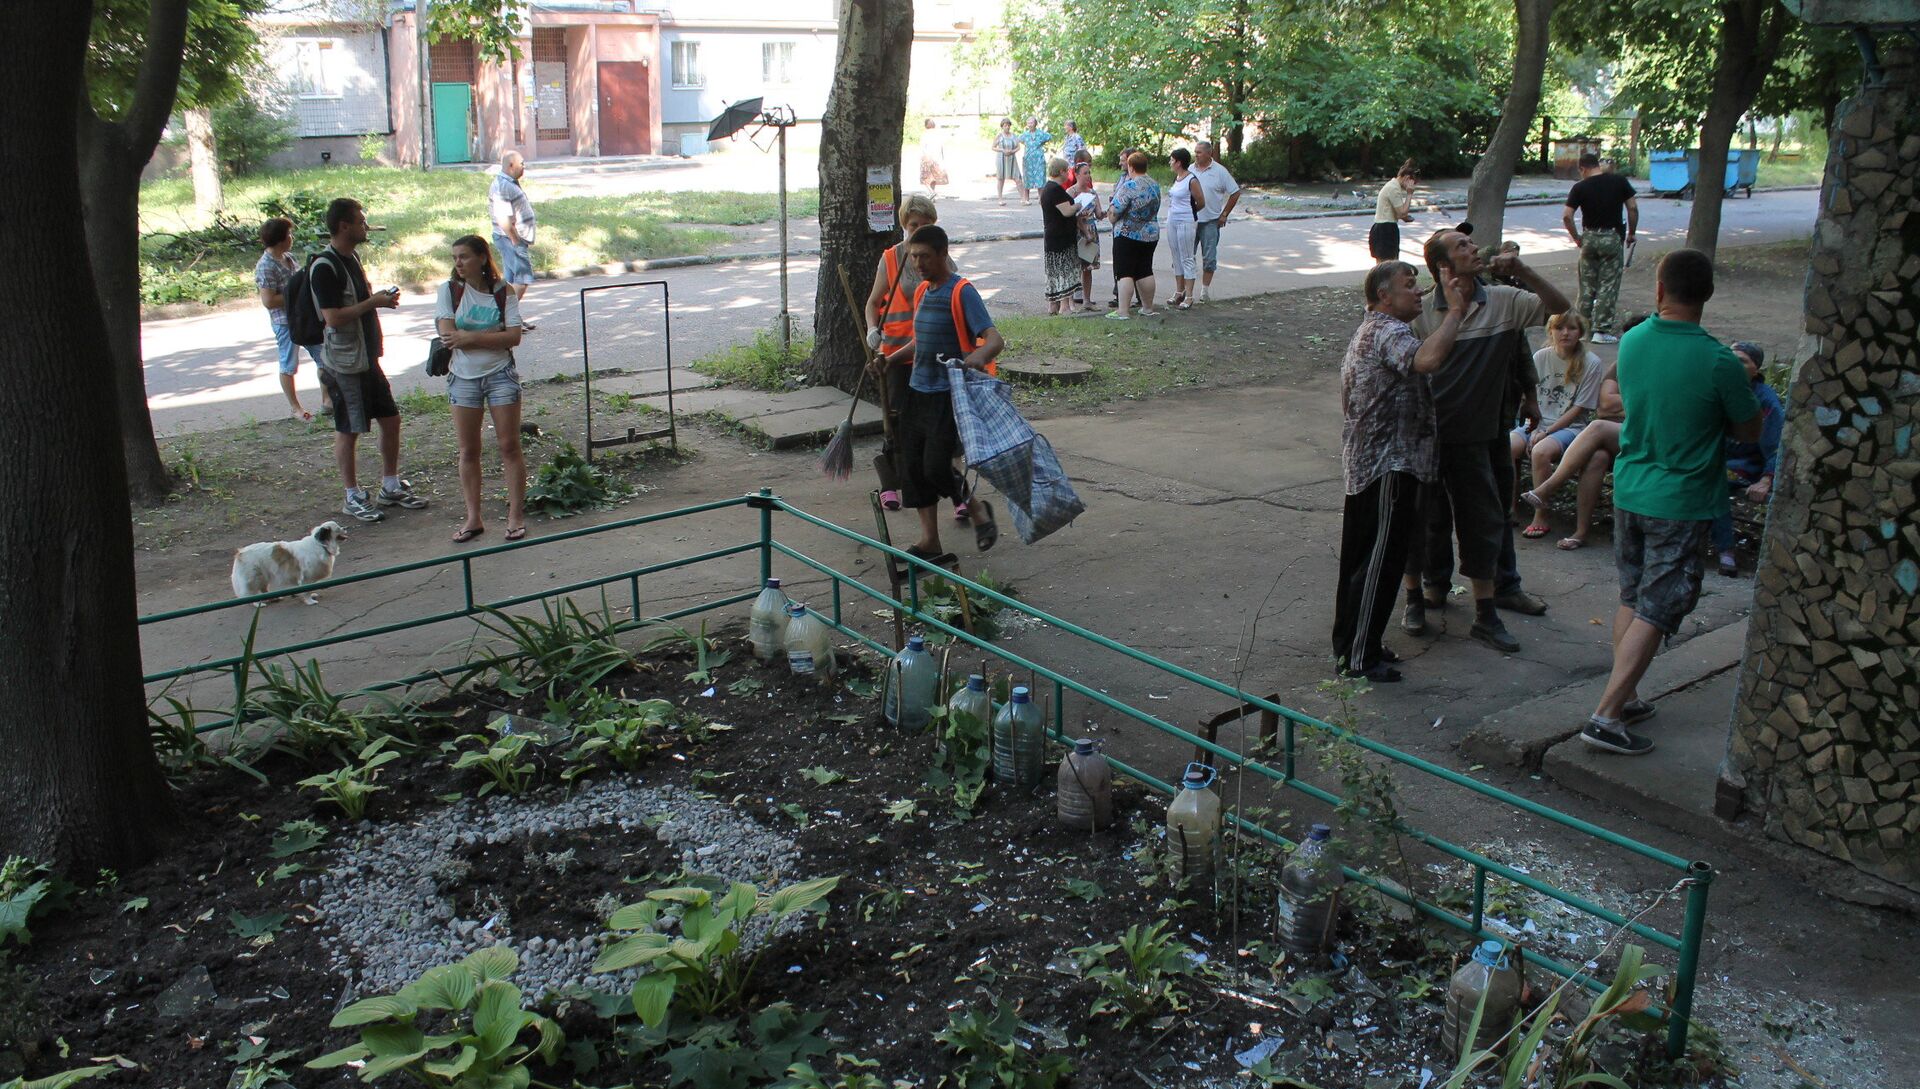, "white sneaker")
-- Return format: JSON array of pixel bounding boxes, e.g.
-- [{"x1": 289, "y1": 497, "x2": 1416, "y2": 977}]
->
[
  {"x1": 1200, "y1": 287, "x2": 1212, "y2": 302},
  {"x1": 1592, "y1": 333, "x2": 1620, "y2": 344}
]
